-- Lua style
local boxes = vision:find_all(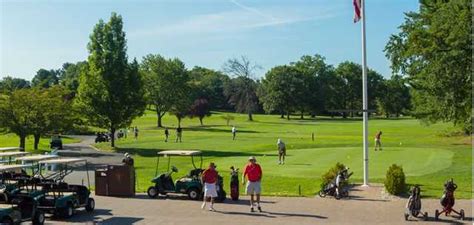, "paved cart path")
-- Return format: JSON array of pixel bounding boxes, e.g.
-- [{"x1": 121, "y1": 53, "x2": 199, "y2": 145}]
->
[
  {"x1": 34, "y1": 185, "x2": 472, "y2": 225},
  {"x1": 57, "y1": 135, "x2": 124, "y2": 186}
]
